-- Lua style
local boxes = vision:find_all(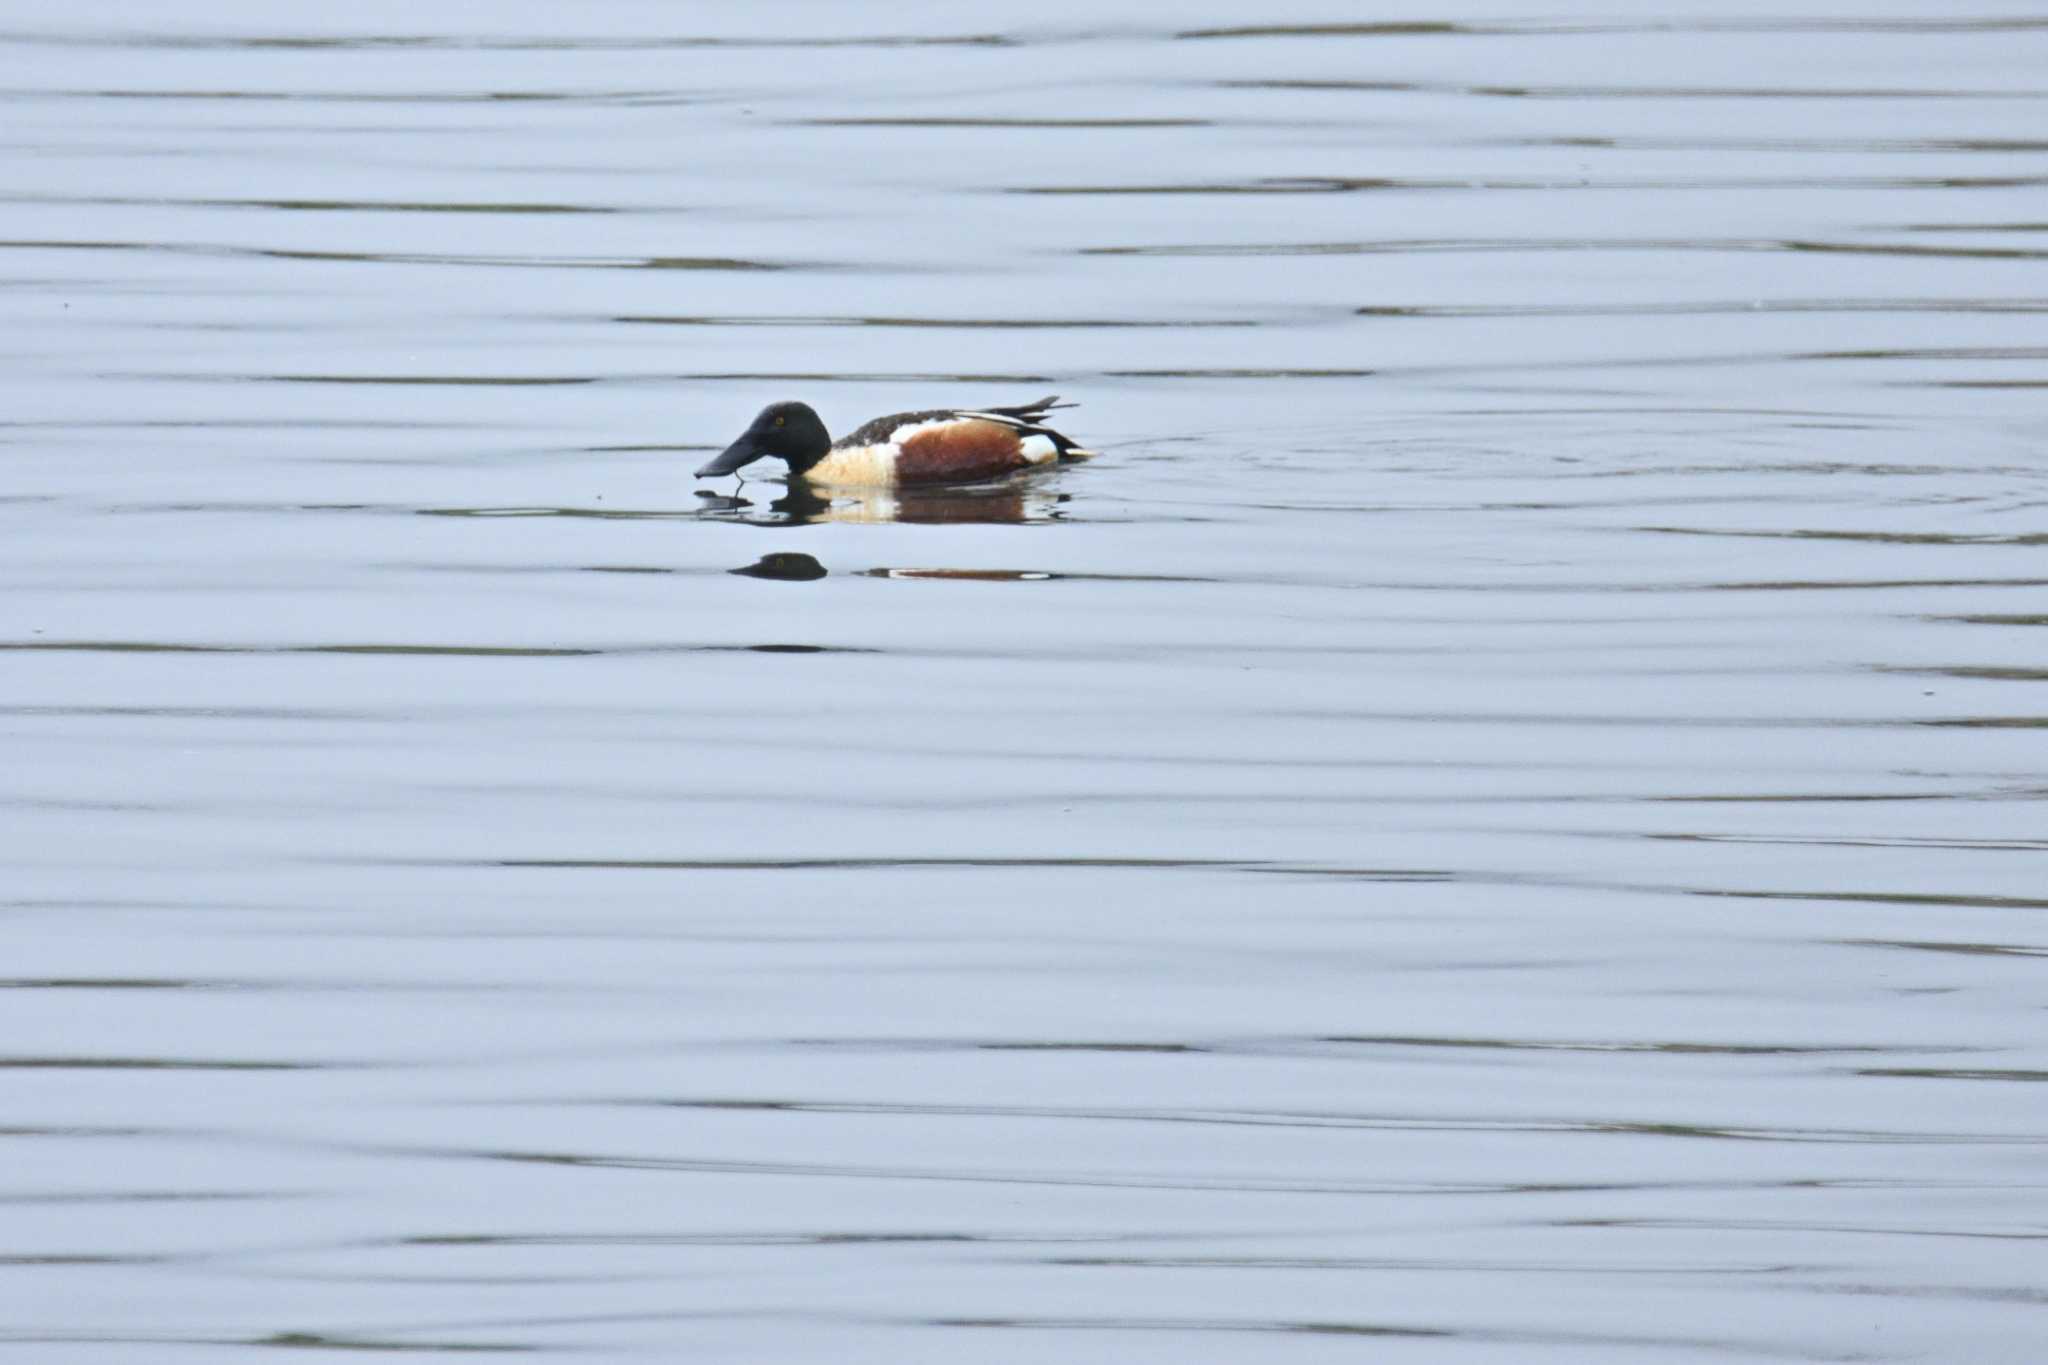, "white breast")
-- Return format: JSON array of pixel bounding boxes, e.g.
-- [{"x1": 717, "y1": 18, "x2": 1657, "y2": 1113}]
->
[{"x1": 803, "y1": 443, "x2": 900, "y2": 487}]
